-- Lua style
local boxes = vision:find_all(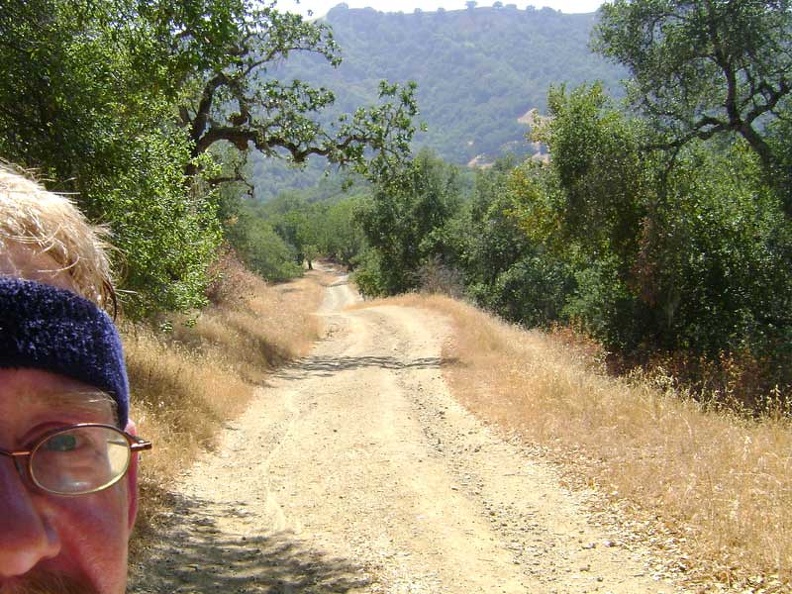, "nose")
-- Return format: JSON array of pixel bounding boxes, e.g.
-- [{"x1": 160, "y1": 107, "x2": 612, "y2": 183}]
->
[{"x1": 0, "y1": 458, "x2": 61, "y2": 577}]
